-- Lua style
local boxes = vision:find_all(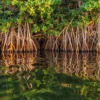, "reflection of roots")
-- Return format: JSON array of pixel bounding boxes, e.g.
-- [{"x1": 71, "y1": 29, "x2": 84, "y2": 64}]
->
[
  {"x1": 2, "y1": 23, "x2": 37, "y2": 52},
  {"x1": 1, "y1": 52, "x2": 37, "y2": 74},
  {"x1": 47, "y1": 52, "x2": 100, "y2": 80},
  {"x1": 1, "y1": 51, "x2": 100, "y2": 80}
]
